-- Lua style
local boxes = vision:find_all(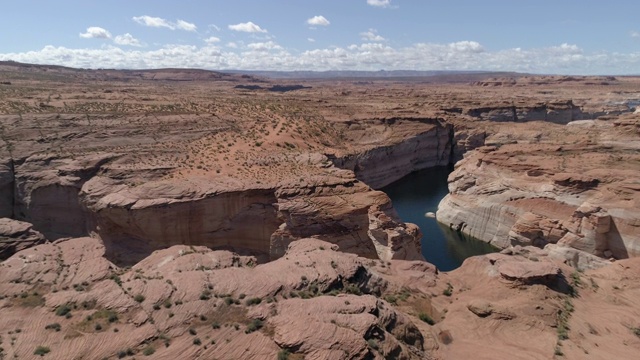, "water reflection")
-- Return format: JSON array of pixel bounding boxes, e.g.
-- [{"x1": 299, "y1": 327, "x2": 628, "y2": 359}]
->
[{"x1": 382, "y1": 166, "x2": 496, "y2": 271}]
